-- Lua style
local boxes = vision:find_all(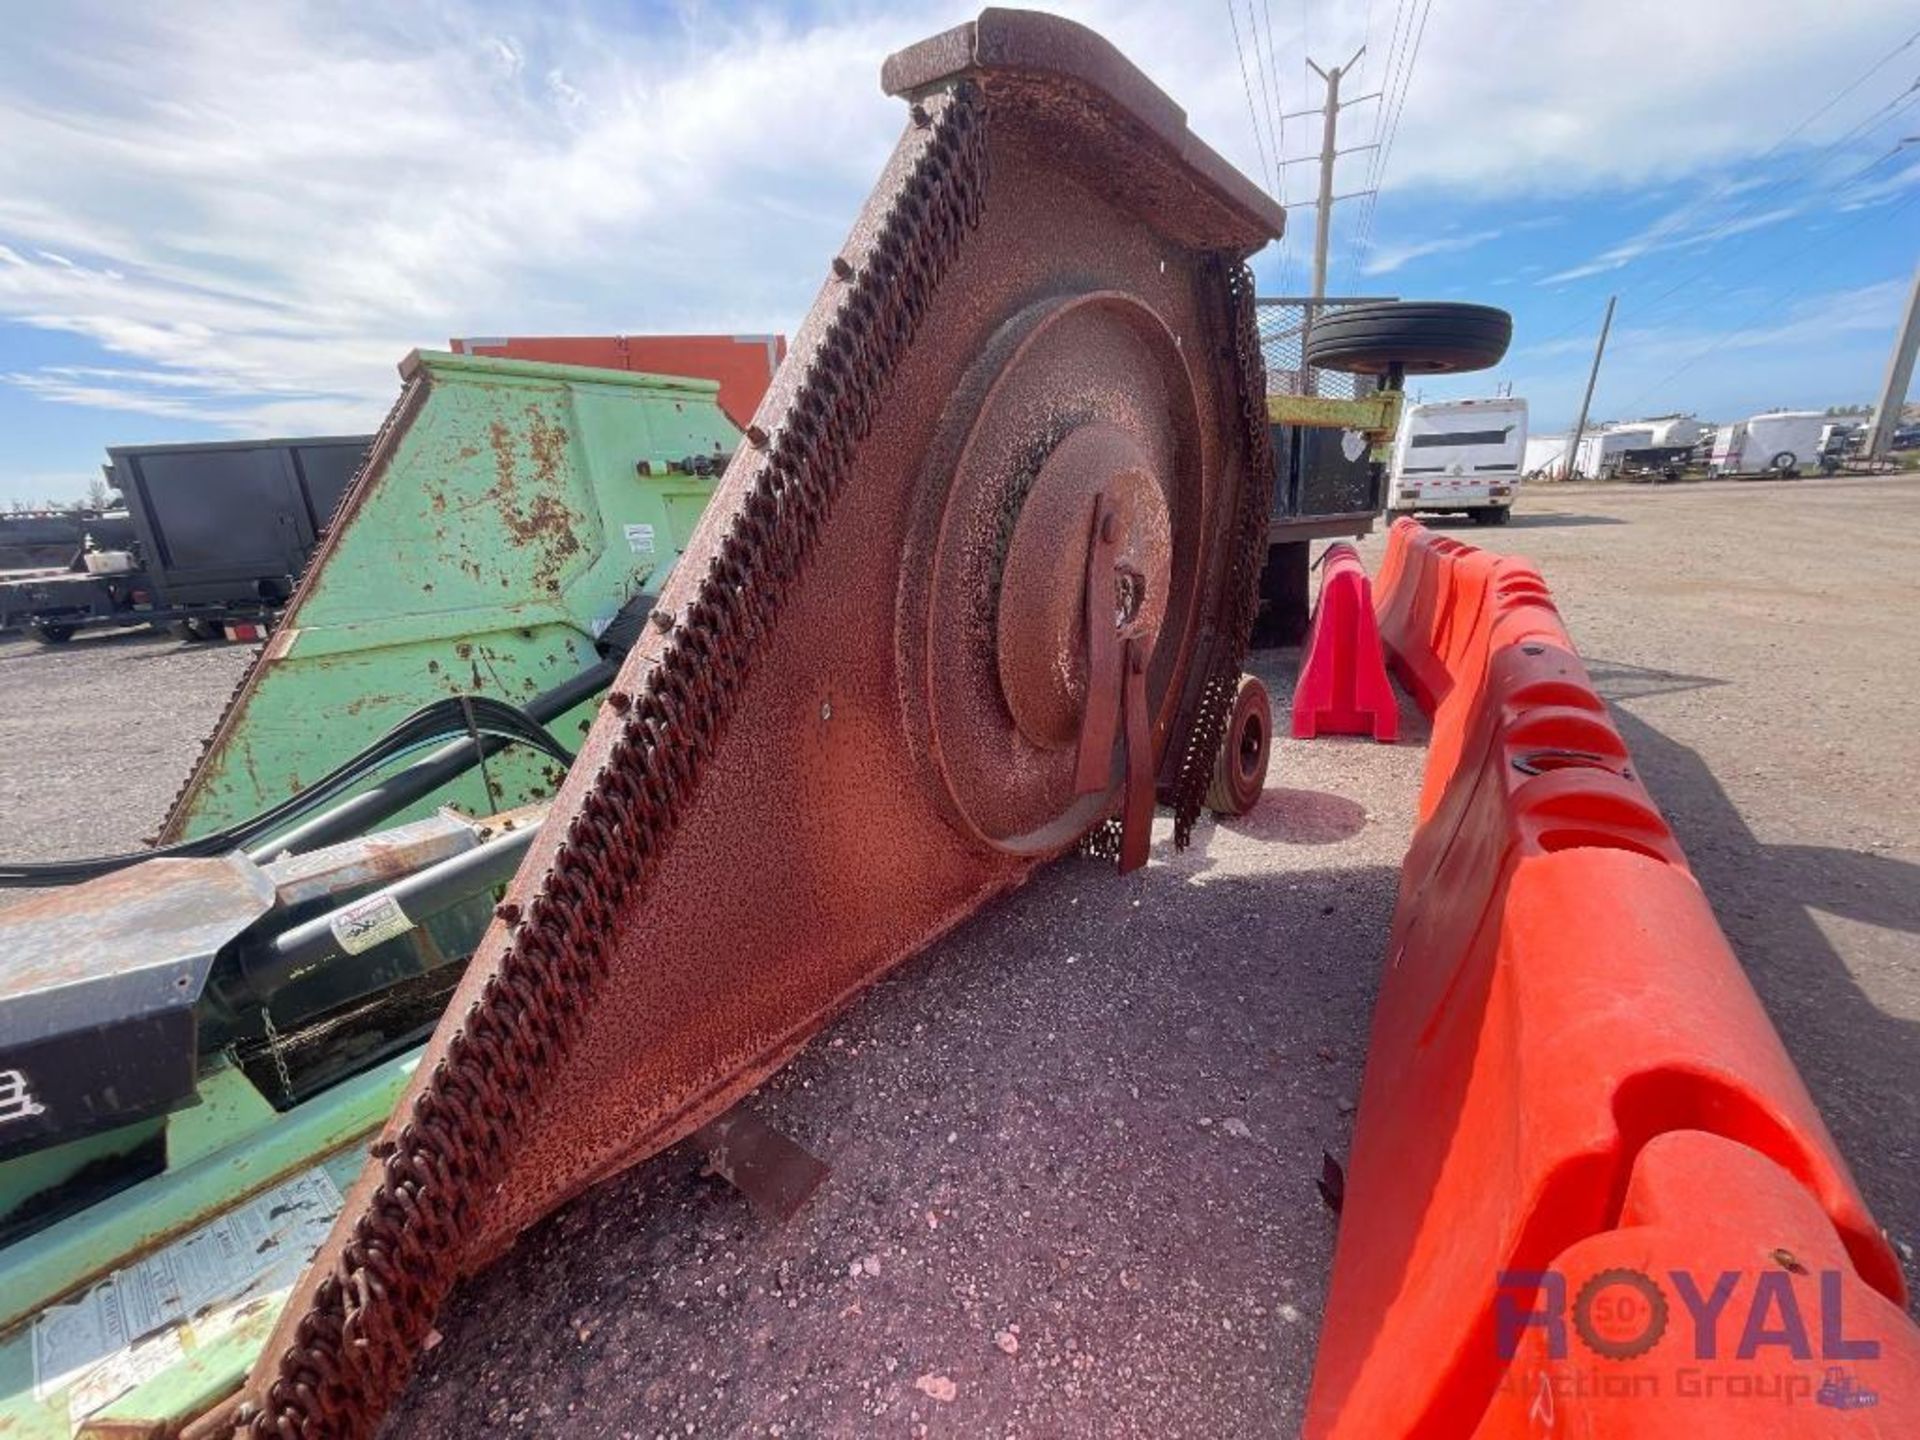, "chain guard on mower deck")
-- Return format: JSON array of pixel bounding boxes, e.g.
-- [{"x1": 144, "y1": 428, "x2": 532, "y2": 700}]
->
[{"x1": 223, "y1": 11, "x2": 1282, "y2": 1436}]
